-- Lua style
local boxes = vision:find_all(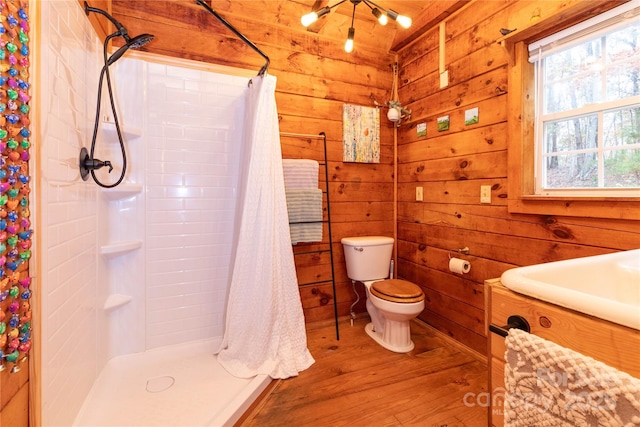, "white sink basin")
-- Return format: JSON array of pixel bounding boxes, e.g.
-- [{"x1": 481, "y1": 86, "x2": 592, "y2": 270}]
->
[{"x1": 501, "y1": 249, "x2": 640, "y2": 330}]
